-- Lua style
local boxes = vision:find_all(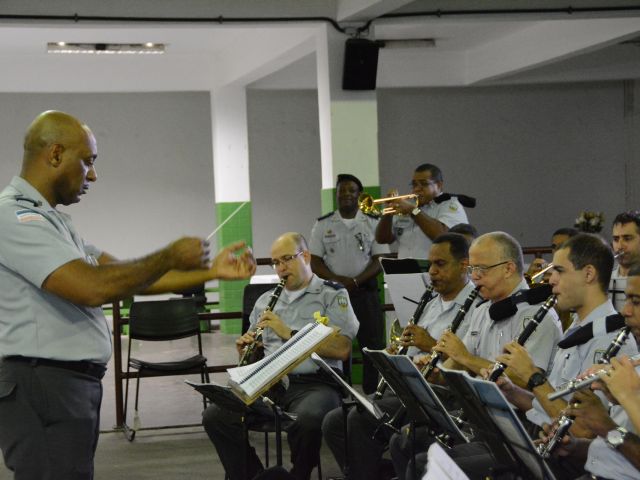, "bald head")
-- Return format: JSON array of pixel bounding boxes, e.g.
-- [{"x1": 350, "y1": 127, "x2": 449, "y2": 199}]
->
[
  {"x1": 272, "y1": 232, "x2": 309, "y2": 252},
  {"x1": 23, "y1": 110, "x2": 88, "y2": 165},
  {"x1": 473, "y1": 232, "x2": 524, "y2": 275}
]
